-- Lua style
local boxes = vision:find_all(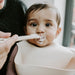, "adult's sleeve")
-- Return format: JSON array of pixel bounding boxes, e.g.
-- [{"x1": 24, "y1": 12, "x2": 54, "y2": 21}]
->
[{"x1": 6, "y1": 45, "x2": 18, "y2": 75}]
